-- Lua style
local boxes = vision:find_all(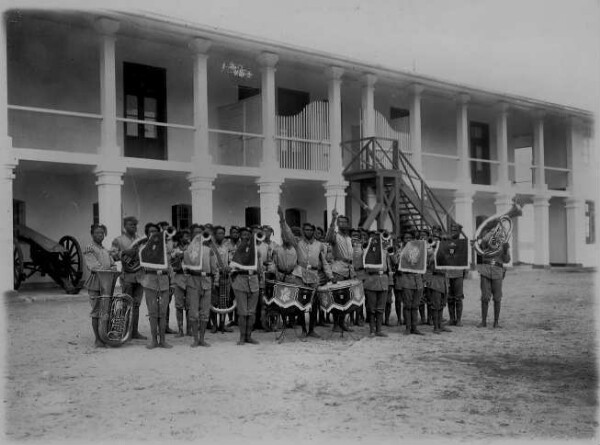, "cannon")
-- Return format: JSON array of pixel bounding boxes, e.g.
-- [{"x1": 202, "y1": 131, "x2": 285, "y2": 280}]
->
[{"x1": 13, "y1": 224, "x2": 83, "y2": 294}]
